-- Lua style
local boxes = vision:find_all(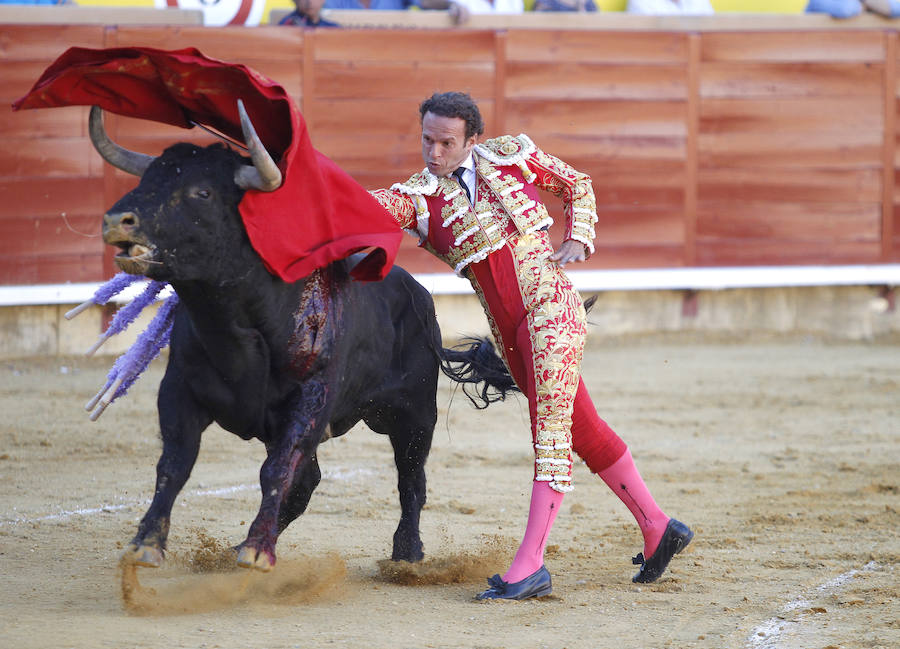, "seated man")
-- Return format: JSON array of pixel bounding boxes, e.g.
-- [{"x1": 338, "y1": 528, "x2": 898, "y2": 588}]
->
[
  {"x1": 532, "y1": 0, "x2": 598, "y2": 10},
  {"x1": 324, "y1": 0, "x2": 421, "y2": 8},
  {"x1": 279, "y1": 0, "x2": 341, "y2": 26}
]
